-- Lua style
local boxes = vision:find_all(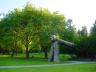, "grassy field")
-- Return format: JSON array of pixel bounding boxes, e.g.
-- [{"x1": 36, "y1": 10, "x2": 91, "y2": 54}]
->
[
  {"x1": 0, "y1": 54, "x2": 96, "y2": 72},
  {"x1": 0, "y1": 64, "x2": 96, "y2": 72},
  {"x1": 0, "y1": 53, "x2": 52, "y2": 66},
  {"x1": 0, "y1": 53, "x2": 72, "y2": 66}
]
